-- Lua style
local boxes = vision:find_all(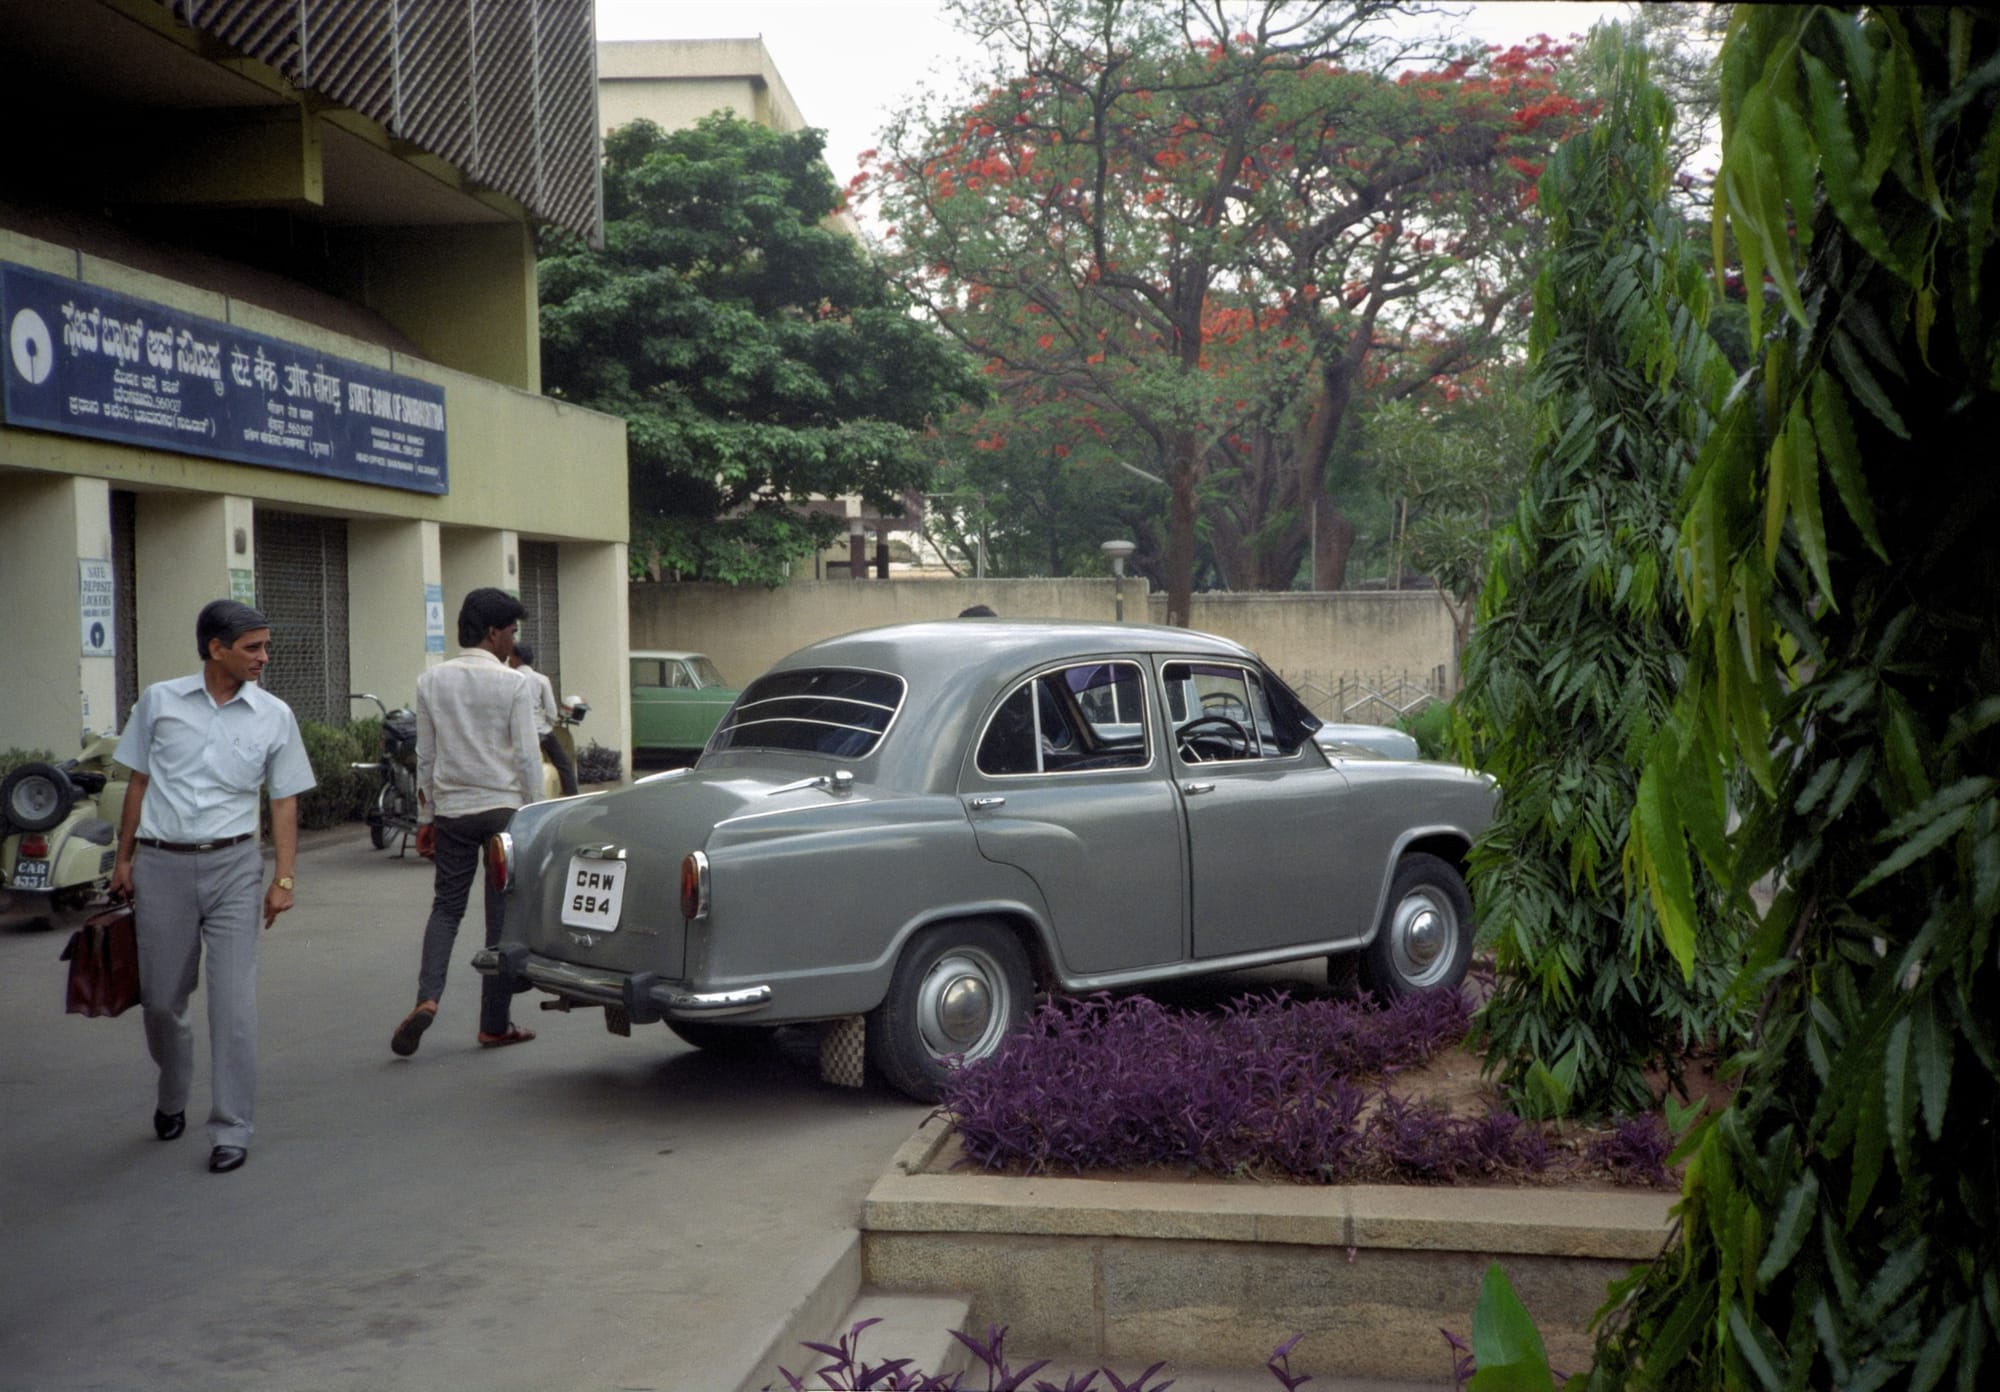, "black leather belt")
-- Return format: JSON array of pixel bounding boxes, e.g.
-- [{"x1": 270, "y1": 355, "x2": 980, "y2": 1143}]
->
[{"x1": 137, "y1": 833, "x2": 253, "y2": 853}]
